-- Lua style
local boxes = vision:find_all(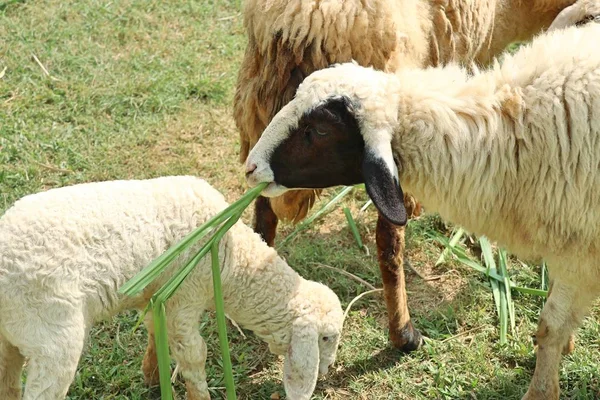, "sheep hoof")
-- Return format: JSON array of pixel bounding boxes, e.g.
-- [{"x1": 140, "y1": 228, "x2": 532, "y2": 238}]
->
[
  {"x1": 522, "y1": 384, "x2": 560, "y2": 400},
  {"x1": 390, "y1": 322, "x2": 423, "y2": 352}
]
